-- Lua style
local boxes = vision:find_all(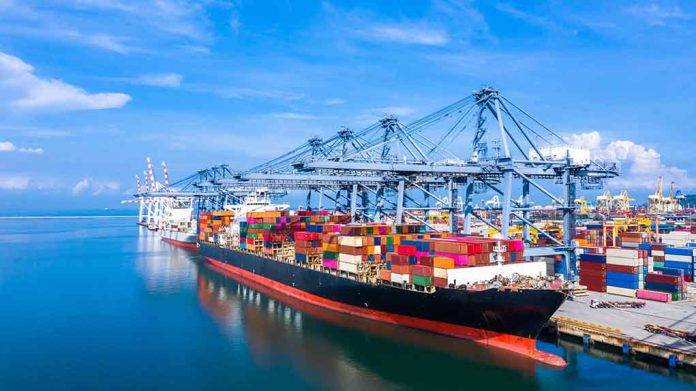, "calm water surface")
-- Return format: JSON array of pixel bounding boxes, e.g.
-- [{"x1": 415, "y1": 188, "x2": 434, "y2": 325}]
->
[{"x1": 0, "y1": 218, "x2": 694, "y2": 390}]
